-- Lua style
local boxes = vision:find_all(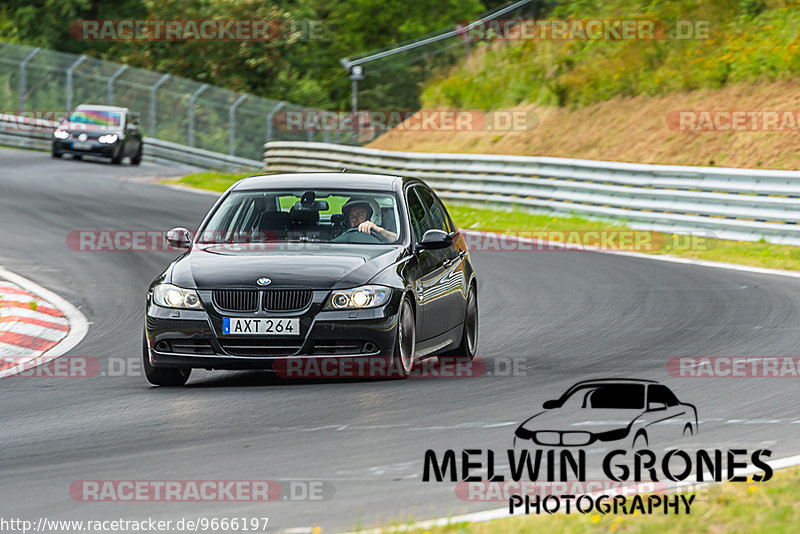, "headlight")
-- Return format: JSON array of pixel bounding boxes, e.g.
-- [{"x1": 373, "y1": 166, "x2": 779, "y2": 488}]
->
[
  {"x1": 324, "y1": 285, "x2": 391, "y2": 310},
  {"x1": 53, "y1": 129, "x2": 69, "y2": 139},
  {"x1": 153, "y1": 284, "x2": 203, "y2": 310},
  {"x1": 98, "y1": 134, "x2": 118, "y2": 144}
]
